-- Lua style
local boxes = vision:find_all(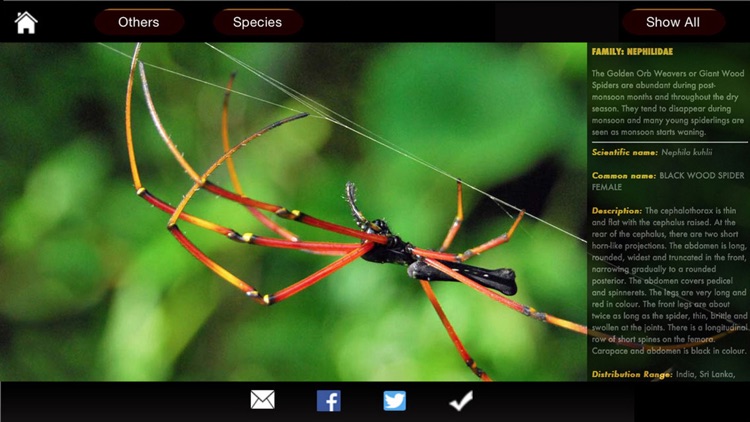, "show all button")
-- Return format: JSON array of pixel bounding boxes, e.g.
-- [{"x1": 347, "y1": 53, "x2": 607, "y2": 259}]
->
[
  {"x1": 95, "y1": 9, "x2": 184, "y2": 36},
  {"x1": 214, "y1": 9, "x2": 303, "y2": 36},
  {"x1": 623, "y1": 9, "x2": 725, "y2": 36}
]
